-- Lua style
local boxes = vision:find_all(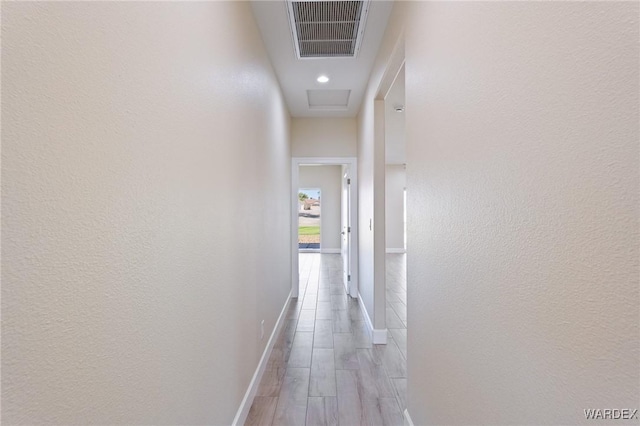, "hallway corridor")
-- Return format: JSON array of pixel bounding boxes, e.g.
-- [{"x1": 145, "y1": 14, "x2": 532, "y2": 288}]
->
[
  {"x1": 3, "y1": 1, "x2": 637, "y2": 423},
  {"x1": 246, "y1": 254, "x2": 407, "y2": 426}
]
